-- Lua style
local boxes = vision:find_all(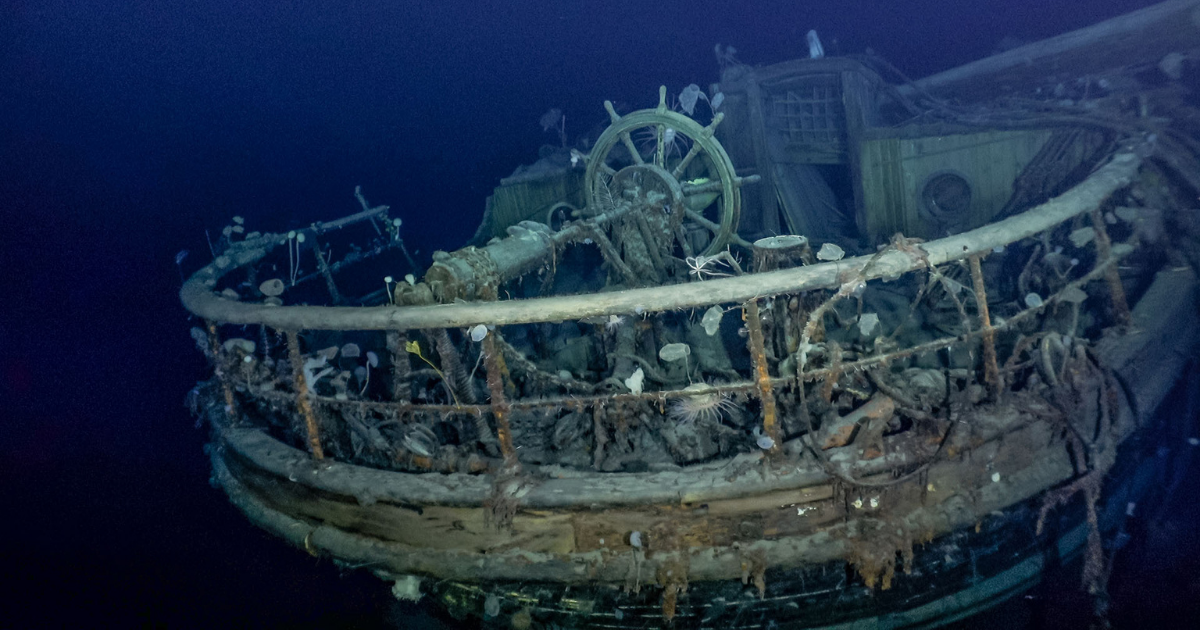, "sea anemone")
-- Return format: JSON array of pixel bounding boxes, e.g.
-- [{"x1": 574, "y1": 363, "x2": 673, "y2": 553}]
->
[
  {"x1": 634, "y1": 125, "x2": 687, "y2": 160},
  {"x1": 669, "y1": 383, "x2": 737, "y2": 424}
]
